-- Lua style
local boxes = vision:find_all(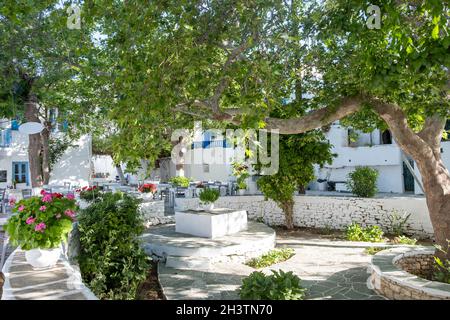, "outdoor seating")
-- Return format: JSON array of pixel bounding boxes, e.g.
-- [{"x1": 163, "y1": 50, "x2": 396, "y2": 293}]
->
[
  {"x1": 0, "y1": 188, "x2": 7, "y2": 214},
  {"x1": 21, "y1": 189, "x2": 32, "y2": 199}
]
